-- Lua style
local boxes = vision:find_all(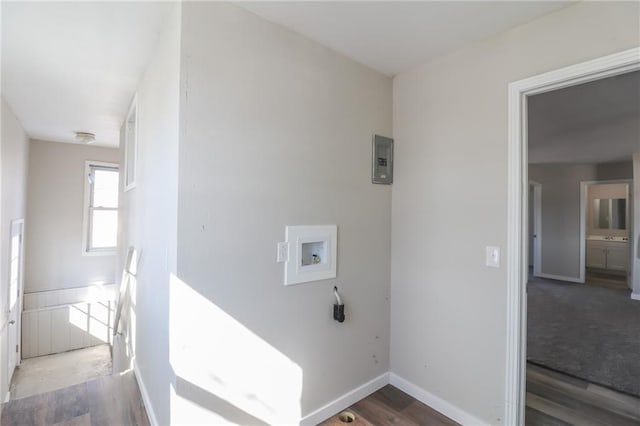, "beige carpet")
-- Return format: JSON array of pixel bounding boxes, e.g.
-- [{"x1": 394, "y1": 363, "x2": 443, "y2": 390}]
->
[{"x1": 527, "y1": 276, "x2": 640, "y2": 397}]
